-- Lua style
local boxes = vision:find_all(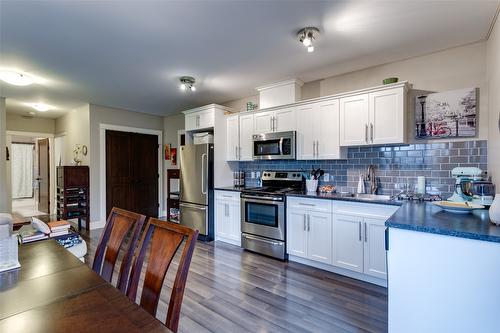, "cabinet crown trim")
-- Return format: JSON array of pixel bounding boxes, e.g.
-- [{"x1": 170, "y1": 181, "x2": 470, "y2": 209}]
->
[
  {"x1": 256, "y1": 79, "x2": 304, "y2": 91},
  {"x1": 182, "y1": 103, "x2": 233, "y2": 115}
]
